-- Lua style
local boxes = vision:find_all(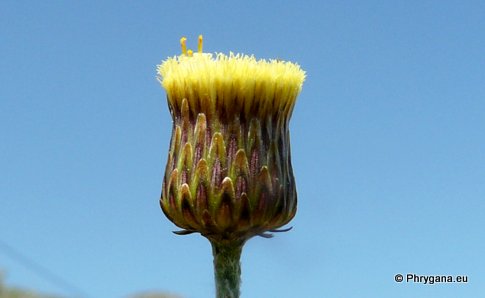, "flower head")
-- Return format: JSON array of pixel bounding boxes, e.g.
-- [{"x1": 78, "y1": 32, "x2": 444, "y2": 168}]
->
[{"x1": 158, "y1": 36, "x2": 305, "y2": 243}]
